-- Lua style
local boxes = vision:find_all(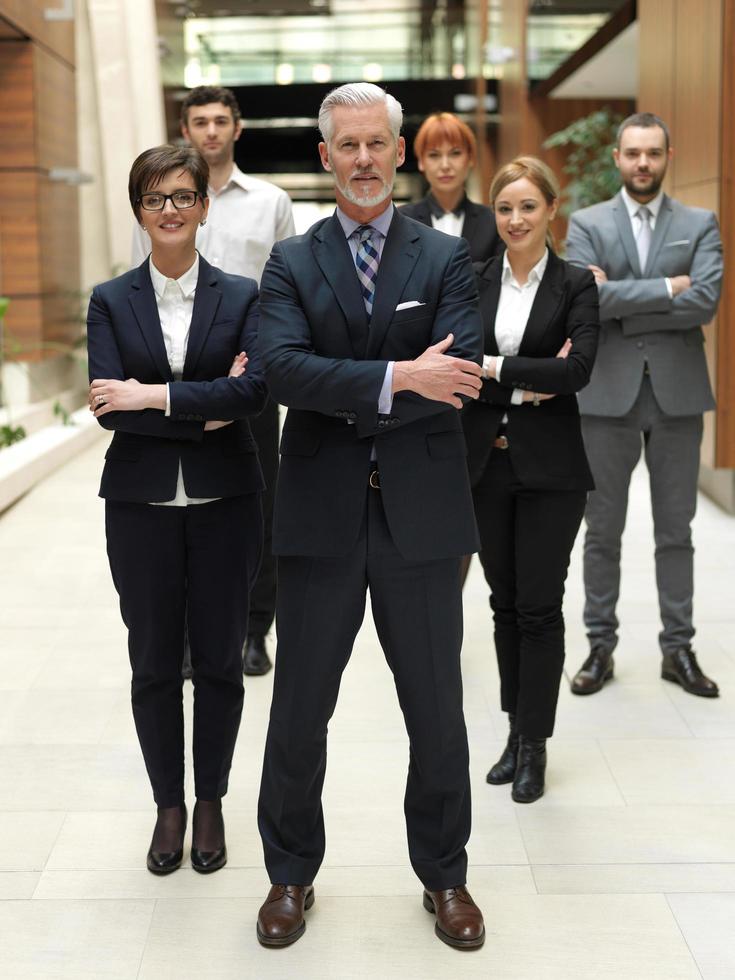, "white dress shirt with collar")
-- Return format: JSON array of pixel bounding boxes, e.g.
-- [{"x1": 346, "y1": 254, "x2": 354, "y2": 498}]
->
[
  {"x1": 132, "y1": 165, "x2": 295, "y2": 283},
  {"x1": 148, "y1": 254, "x2": 219, "y2": 507},
  {"x1": 431, "y1": 211, "x2": 465, "y2": 237},
  {"x1": 620, "y1": 187, "x2": 673, "y2": 297},
  {"x1": 487, "y1": 248, "x2": 550, "y2": 415}
]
